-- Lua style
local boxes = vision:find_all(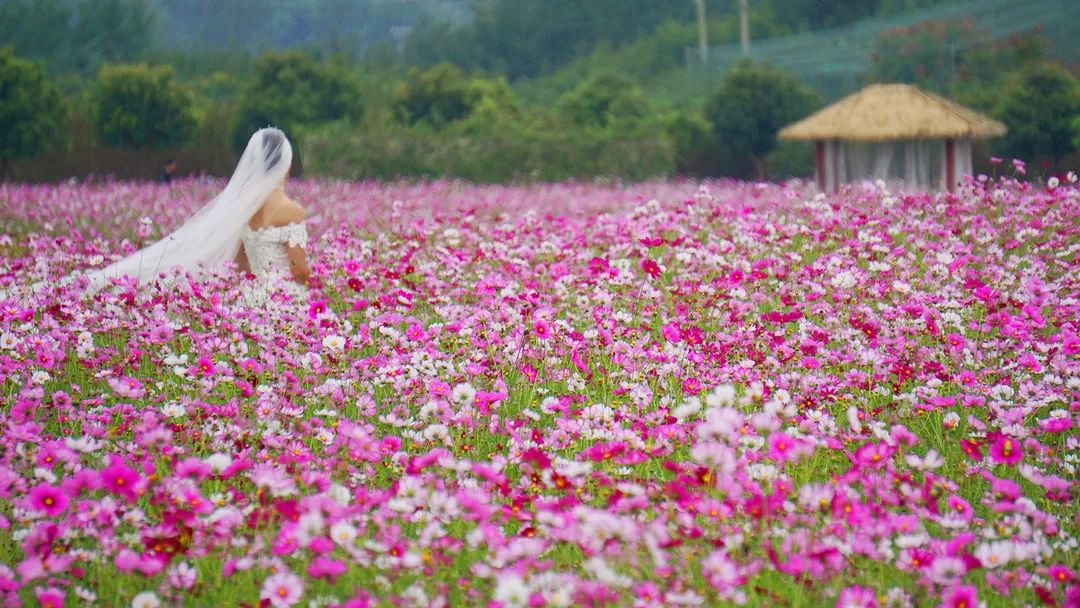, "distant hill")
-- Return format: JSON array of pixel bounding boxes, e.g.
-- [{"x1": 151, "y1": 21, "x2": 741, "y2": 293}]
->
[{"x1": 150, "y1": 0, "x2": 473, "y2": 53}]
